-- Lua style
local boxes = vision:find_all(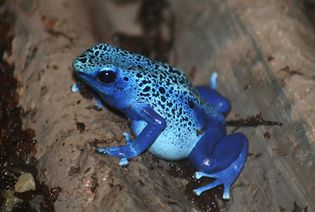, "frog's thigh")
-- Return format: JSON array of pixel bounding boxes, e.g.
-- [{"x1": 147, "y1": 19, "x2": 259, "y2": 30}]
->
[
  {"x1": 210, "y1": 133, "x2": 248, "y2": 172},
  {"x1": 188, "y1": 130, "x2": 248, "y2": 173}
]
